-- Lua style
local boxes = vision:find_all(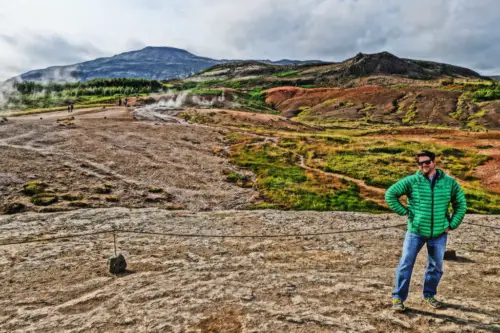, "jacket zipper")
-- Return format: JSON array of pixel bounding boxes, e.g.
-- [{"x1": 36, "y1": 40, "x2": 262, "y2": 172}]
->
[
  {"x1": 431, "y1": 187, "x2": 434, "y2": 238},
  {"x1": 429, "y1": 173, "x2": 437, "y2": 238}
]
